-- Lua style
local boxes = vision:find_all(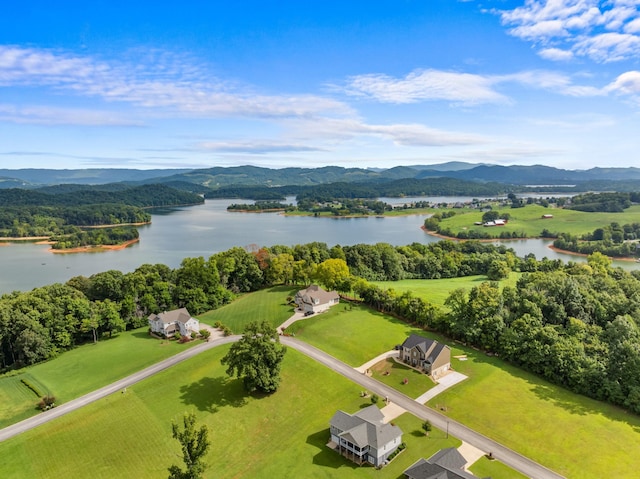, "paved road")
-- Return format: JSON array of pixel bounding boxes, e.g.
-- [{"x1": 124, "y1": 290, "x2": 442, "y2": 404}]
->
[
  {"x1": 0, "y1": 334, "x2": 565, "y2": 479},
  {"x1": 281, "y1": 337, "x2": 566, "y2": 479},
  {"x1": 0, "y1": 335, "x2": 238, "y2": 443}
]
